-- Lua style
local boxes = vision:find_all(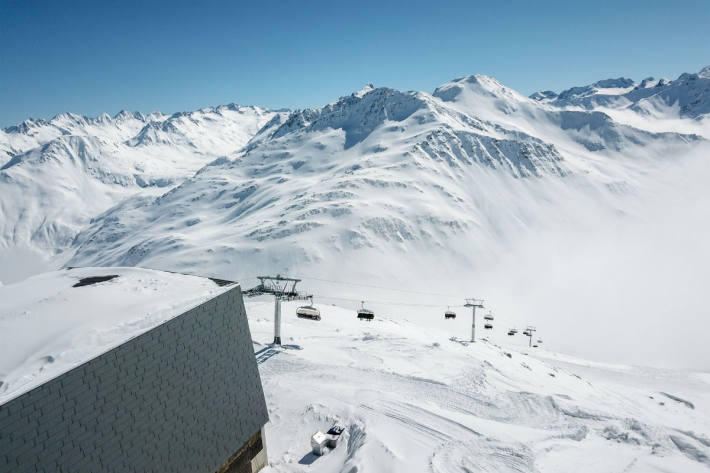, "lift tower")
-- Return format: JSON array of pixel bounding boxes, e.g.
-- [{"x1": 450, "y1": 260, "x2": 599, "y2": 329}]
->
[
  {"x1": 523, "y1": 326, "x2": 537, "y2": 347},
  {"x1": 244, "y1": 275, "x2": 312, "y2": 345},
  {"x1": 464, "y1": 298, "x2": 485, "y2": 342}
]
